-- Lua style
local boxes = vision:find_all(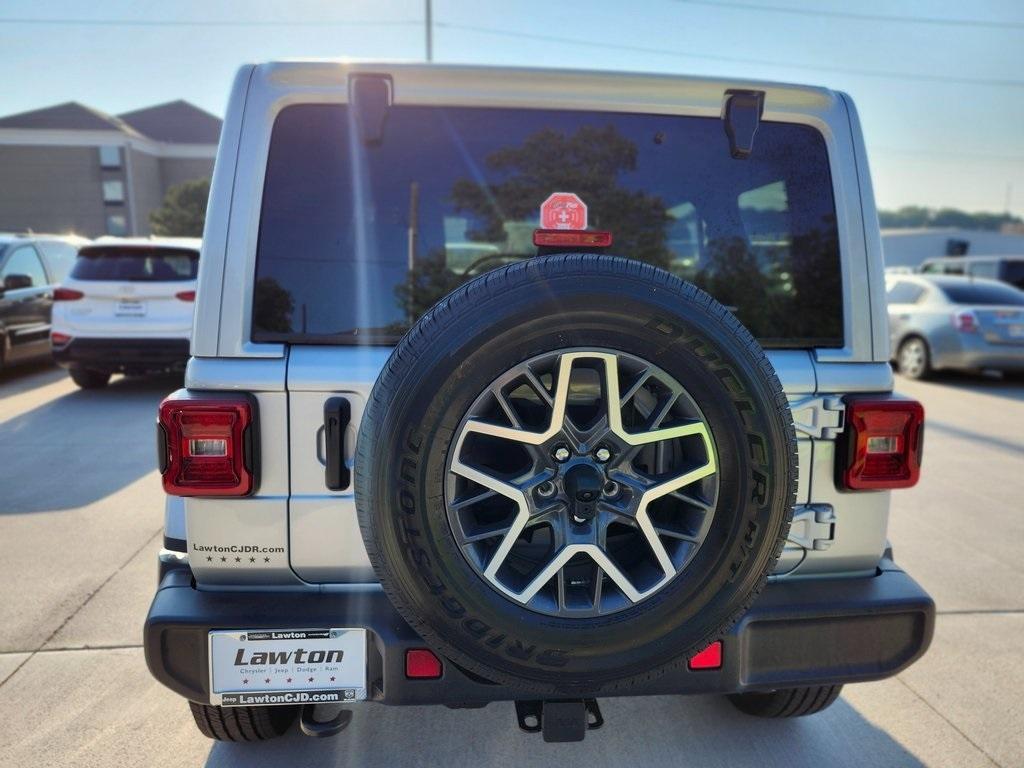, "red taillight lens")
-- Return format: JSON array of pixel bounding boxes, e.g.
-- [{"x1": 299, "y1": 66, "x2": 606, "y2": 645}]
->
[
  {"x1": 50, "y1": 331, "x2": 71, "y2": 346},
  {"x1": 688, "y1": 641, "x2": 722, "y2": 670},
  {"x1": 53, "y1": 288, "x2": 84, "y2": 301},
  {"x1": 533, "y1": 229, "x2": 613, "y2": 248},
  {"x1": 952, "y1": 310, "x2": 978, "y2": 333},
  {"x1": 175, "y1": 290, "x2": 196, "y2": 302},
  {"x1": 157, "y1": 395, "x2": 256, "y2": 496},
  {"x1": 841, "y1": 397, "x2": 924, "y2": 490},
  {"x1": 405, "y1": 649, "x2": 443, "y2": 679}
]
